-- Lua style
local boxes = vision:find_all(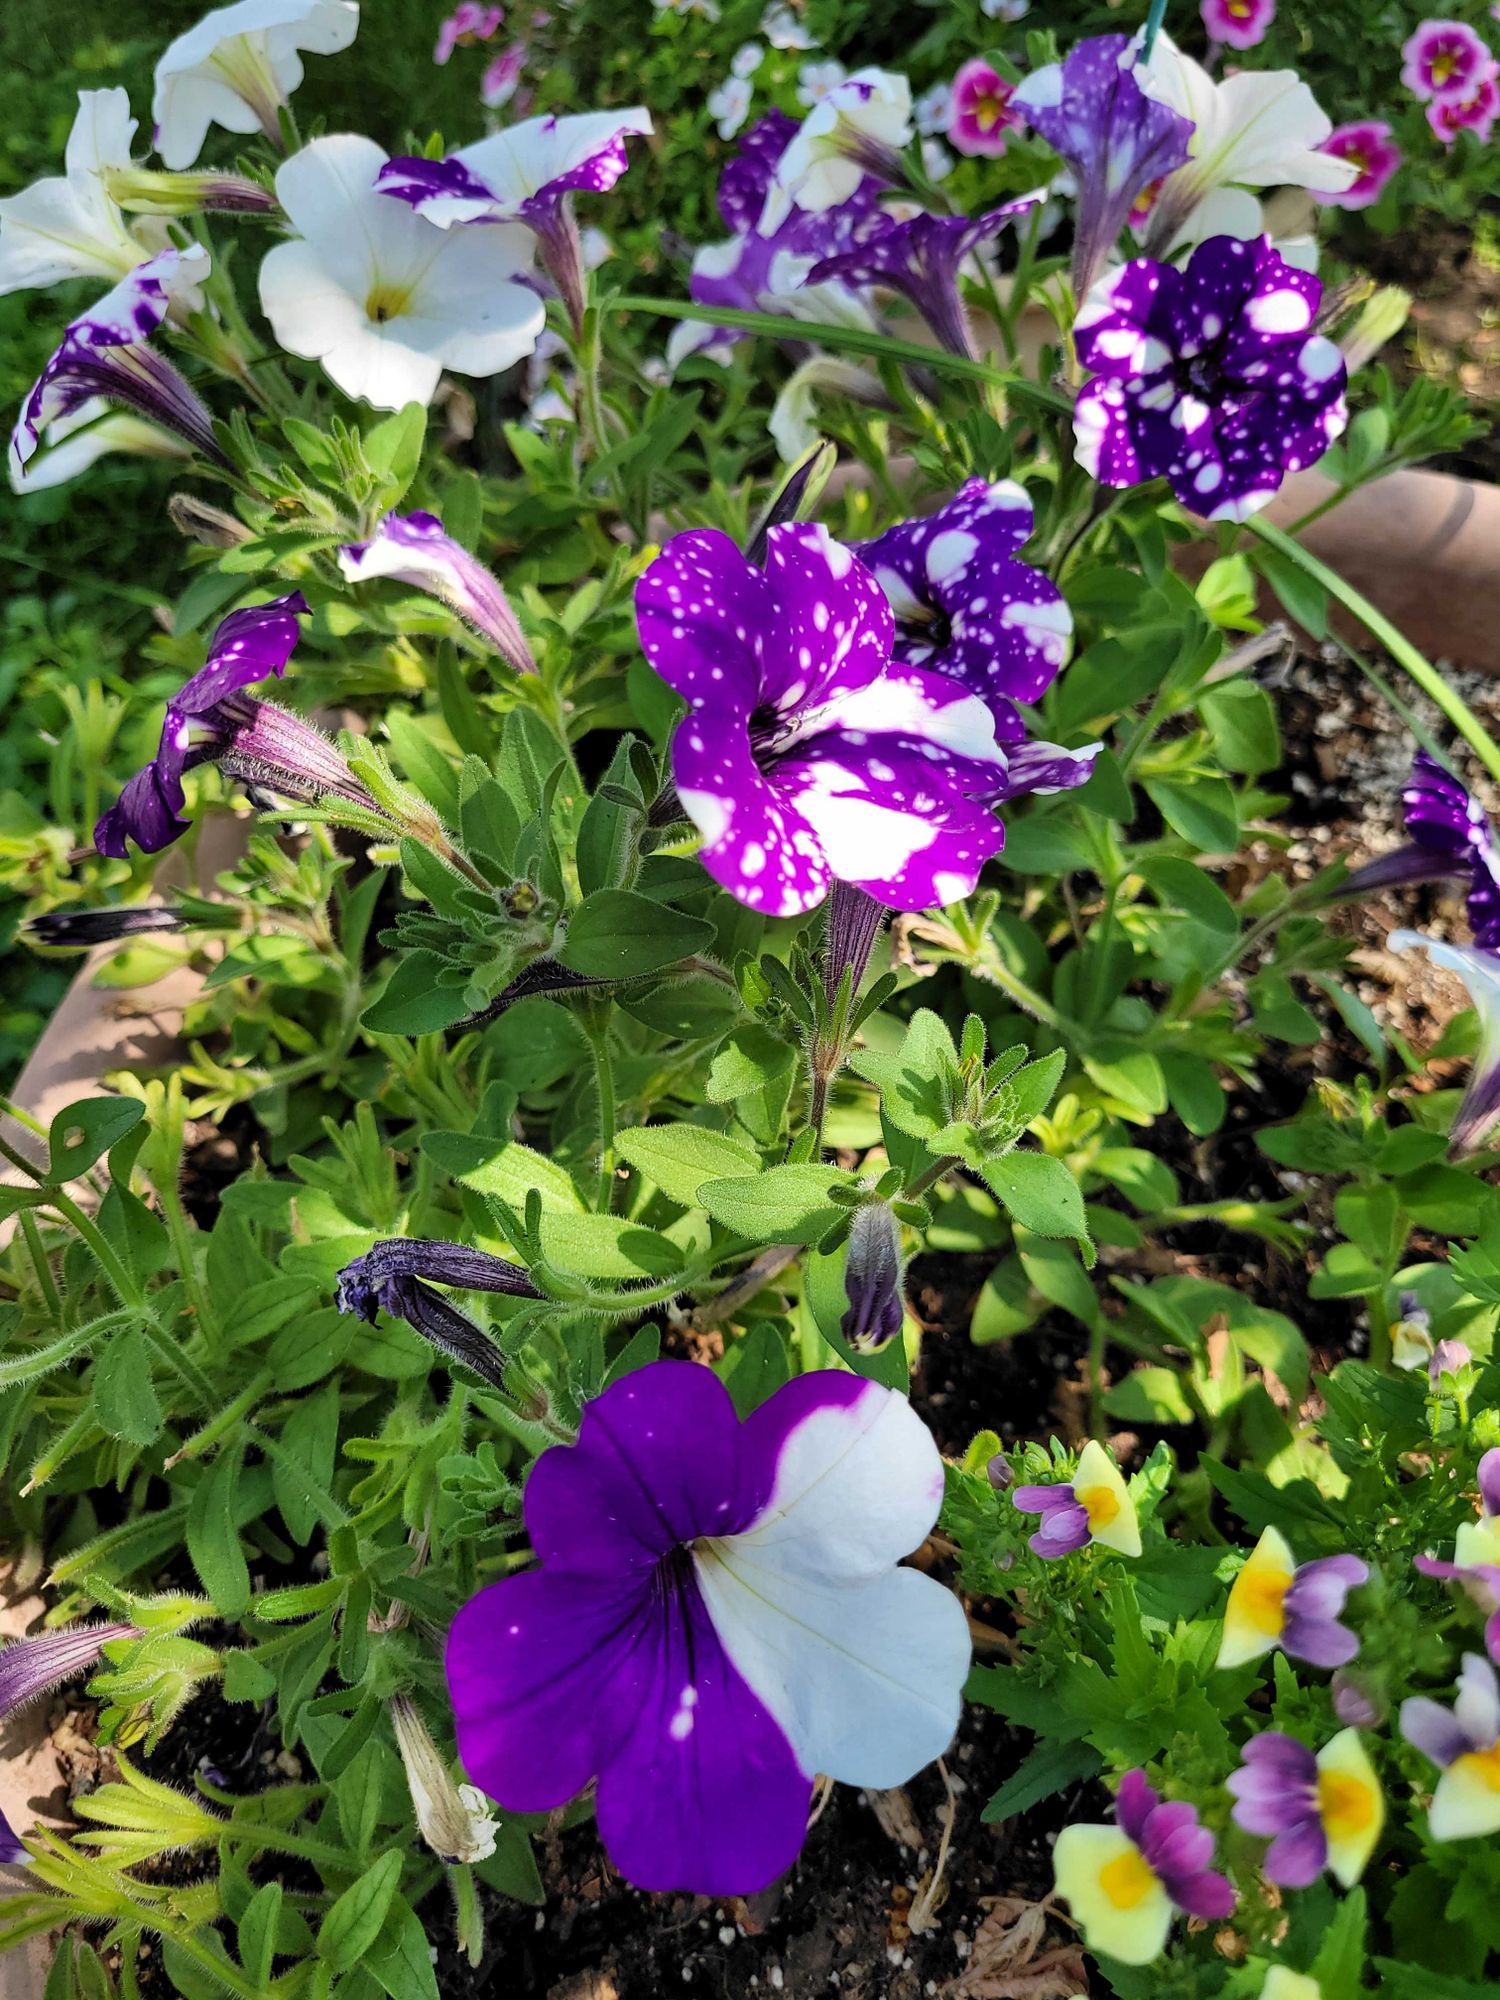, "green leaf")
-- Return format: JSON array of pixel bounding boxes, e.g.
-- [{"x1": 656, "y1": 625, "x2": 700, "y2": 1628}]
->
[
  {"x1": 318, "y1": 1851, "x2": 403, "y2": 1972},
  {"x1": 849, "y1": 1010, "x2": 957, "y2": 1140},
  {"x1": 436, "y1": 1132, "x2": 582, "y2": 1213},
  {"x1": 981, "y1": 1738, "x2": 1102, "y2": 1823},
  {"x1": 615, "y1": 1123, "x2": 760, "y2": 1206},
  {"x1": 92, "y1": 1329, "x2": 162, "y2": 1446},
  {"x1": 706, "y1": 1024, "x2": 798, "y2": 1103},
  {"x1": 1253, "y1": 540, "x2": 1330, "y2": 639},
  {"x1": 362, "y1": 403, "x2": 427, "y2": 503},
  {"x1": 1104, "y1": 1365, "x2": 1194, "y2": 1425},
  {"x1": 723, "y1": 1322, "x2": 792, "y2": 1416},
  {"x1": 361, "y1": 952, "x2": 471, "y2": 1034},
  {"x1": 1199, "y1": 679, "x2": 1280, "y2": 774},
  {"x1": 365, "y1": 1897, "x2": 441, "y2": 2000},
  {"x1": 186, "y1": 1445, "x2": 251, "y2": 1616},
  {"x1": 559, "y1": 890, "x2": 713, "y2": 979},
  {"x1": 1137, "y1": 856, "x2": 1238, "y2": 934},
  {"x1": 1311, "y1": 1886, "x2": 1366, "y2": 2000},
  {"x1": 982, "y1": 1151, "x2": 1092, "y2": 1255},
  {"x1": 222, "y1": 1651, "x2": 276, "y2": 1704},
  {"x1": 237, "y1": 1882, "x2": 283, "y2": 1991},
  {"x1": 46, "y1": 1097, "x2": 144, "y2": 1182},
  {"x1": 536, "y1": 1211, "x2": 683, "y2": 1279},
  {"x1": 1142, "y1": 775, "x2": 1238, "y2": 851},
  {"x1": 699, "y1": 1165, "x2": 855, "y2": 1243}
]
